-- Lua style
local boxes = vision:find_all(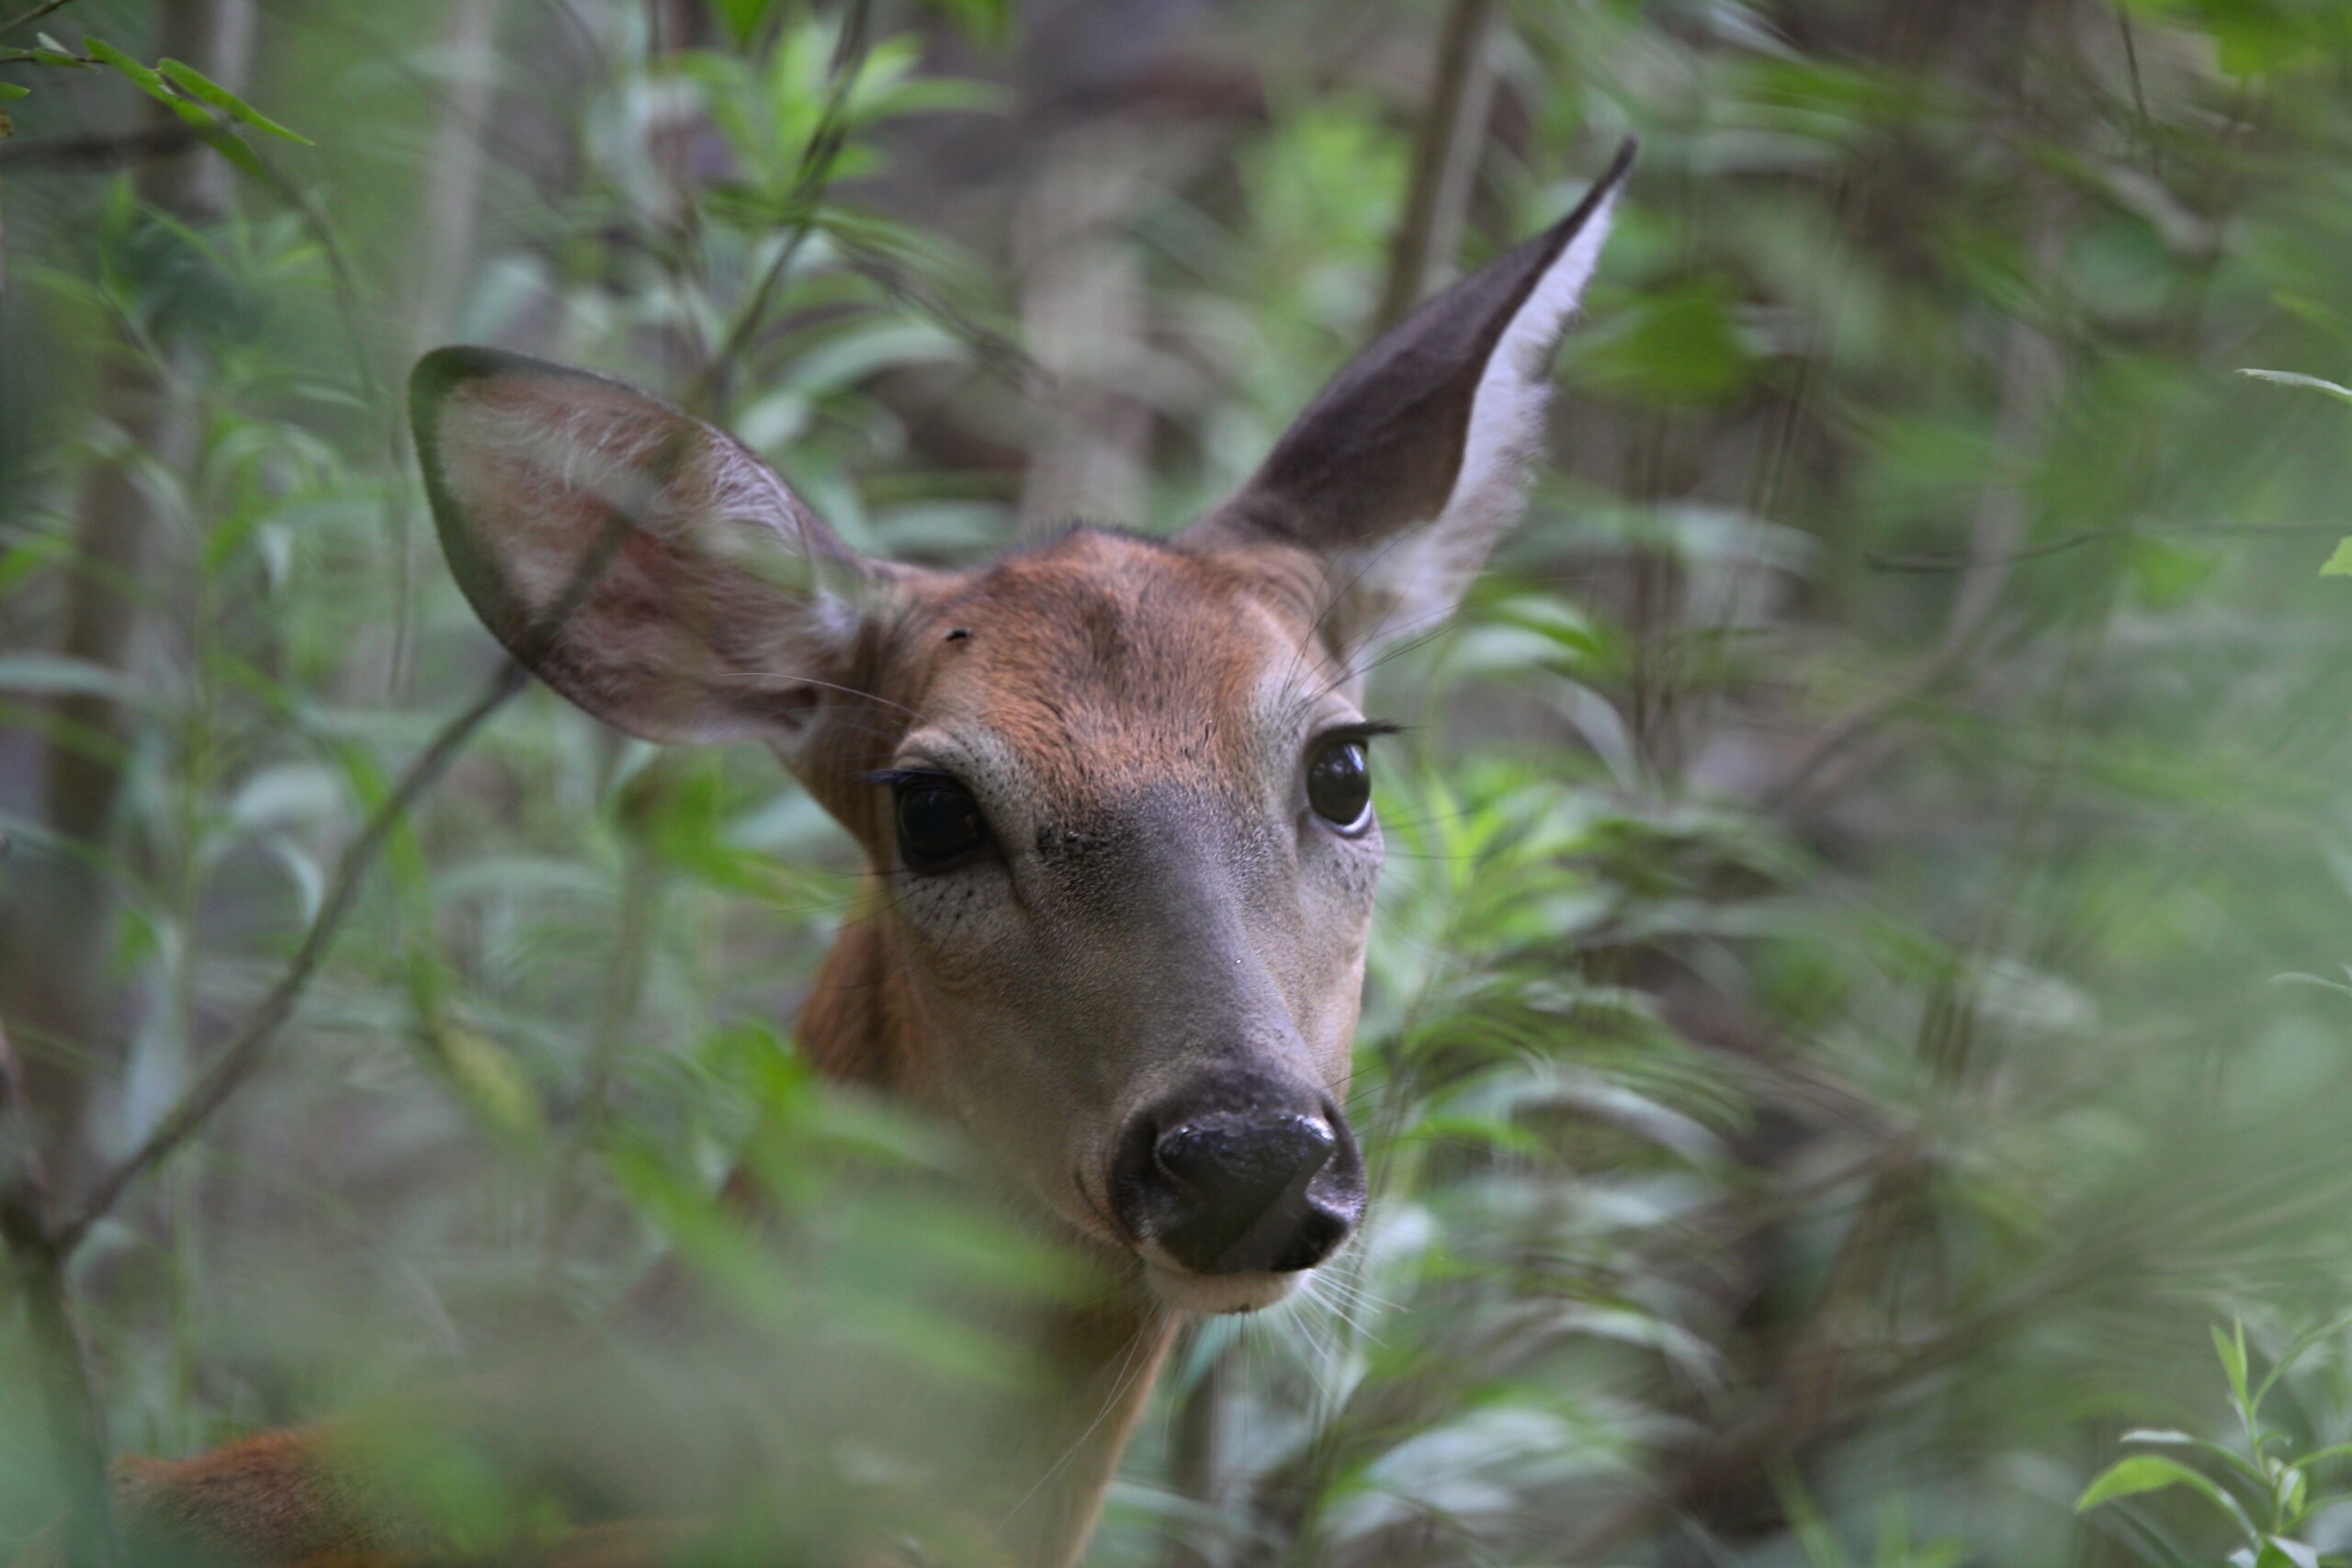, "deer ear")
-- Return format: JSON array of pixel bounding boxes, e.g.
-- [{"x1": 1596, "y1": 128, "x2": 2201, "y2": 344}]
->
[
  {"x1": 411, "y1": 347, "x2": 874, "y2": 748},
  {"x1": 1182, "y1": 140, "x2": 1633, "y2": 660}
]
